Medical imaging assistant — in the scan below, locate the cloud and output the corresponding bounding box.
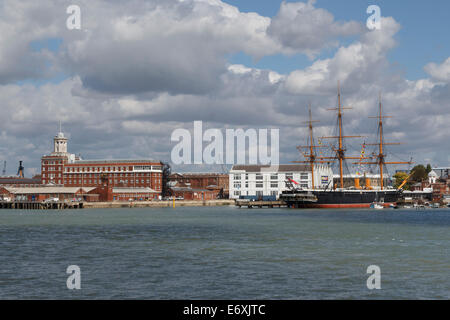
[284,17,401,94]
[267,0,364,58]
[58,0,283,95]
[425,57,450,82]
[0,0,448,176]
[0,1,63,83]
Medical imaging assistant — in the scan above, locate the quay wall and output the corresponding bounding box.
[83,199,235,209]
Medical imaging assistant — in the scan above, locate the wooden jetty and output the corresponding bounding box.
[235,199,288,208]
[0,201,84,210]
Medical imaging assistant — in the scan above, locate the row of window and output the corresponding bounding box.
[233,180,311,189]
[233,173,309,180]
[65,173,158,177]
[62,165,162,173]
[234,191,279,196]
[41,179,162,188]
[66,179,154,185]
[233,182,300,189]
[43,160,63,165]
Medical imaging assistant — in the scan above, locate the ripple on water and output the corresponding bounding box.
[0,207,449,299]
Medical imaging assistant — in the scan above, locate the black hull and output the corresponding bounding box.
[281,190,401,208]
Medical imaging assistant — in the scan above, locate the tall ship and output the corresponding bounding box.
[280,84,411,208]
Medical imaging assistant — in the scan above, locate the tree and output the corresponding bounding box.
[393,172,411,190]
[410,165,428,182]
[426,164,432,174]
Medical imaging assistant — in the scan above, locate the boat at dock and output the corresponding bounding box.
[370,202,384,210]
[281,84,412,209]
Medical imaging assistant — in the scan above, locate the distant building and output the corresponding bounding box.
[168,187,219,201]
[110,187,159,202]
[169,172,229,199]
[0,186,94,202]
[0,175,42,187]
[431,182,449,203]
[428,170,438,184]
[40,128,163,196]
[229,164,333,199]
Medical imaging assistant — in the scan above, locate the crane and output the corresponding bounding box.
[397,171,414,190]
[397,158,415,190]
[17,161,24,178]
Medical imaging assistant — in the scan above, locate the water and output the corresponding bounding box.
[0,206,449,299]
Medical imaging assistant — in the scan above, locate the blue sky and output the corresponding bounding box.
[24,1,450,84]
[224,0,450,80]
[1,0,449,175]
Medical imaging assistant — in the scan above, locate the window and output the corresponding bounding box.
[234,182,241,189]
[234,191,240,196]
[270,174,278,180]
[256,183,263,188]
[256,174,263,180]
[233,174,241,181]
[301,173,309,180]
[270,182,278,188]
[286,173,293,180]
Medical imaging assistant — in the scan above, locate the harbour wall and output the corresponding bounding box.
[83,199,235,209]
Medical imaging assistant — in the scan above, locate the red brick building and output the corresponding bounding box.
[40,129,163,195]
[169,187,219,201]
[0,186,93,202]
[169,173,229,198]
[431,182,449,203]
[0,176,42,187]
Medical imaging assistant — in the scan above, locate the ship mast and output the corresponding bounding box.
[357,93,412,190]
[321,82,366,189]
[292,104,333,190]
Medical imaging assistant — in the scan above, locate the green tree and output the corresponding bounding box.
[410,165,428,182]
[393,172,411,190]
[426,164,432,174]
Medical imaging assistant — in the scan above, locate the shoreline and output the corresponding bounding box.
[83,199,235,209]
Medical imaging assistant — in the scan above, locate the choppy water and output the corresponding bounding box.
[0,206,449,299]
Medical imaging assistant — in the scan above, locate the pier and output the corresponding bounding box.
[0,201,83,210]
[235,200,288,208]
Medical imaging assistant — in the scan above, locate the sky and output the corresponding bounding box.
[0,0,449,177]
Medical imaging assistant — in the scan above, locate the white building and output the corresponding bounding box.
[428,170,438,184]
[229,164,333,199]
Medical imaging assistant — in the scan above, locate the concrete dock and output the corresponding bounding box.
[0,201,83,210]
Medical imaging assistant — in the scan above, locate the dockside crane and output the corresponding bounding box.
[17,161,24,178]
[397,168,416,190]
